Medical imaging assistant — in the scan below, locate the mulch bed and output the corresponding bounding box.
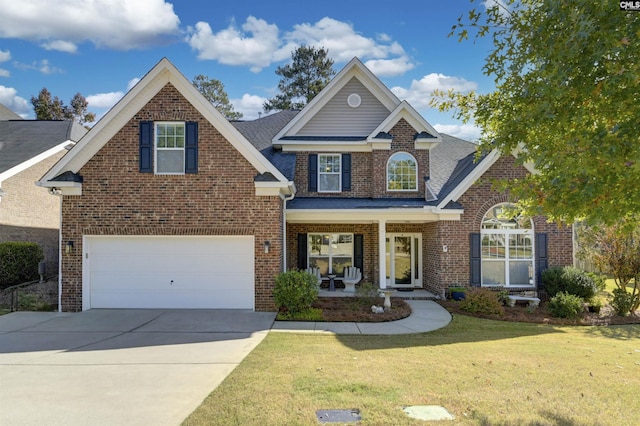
[311,297,411,322]
[438,300,640,326]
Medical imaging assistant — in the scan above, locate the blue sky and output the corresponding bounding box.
[0,0,495,140]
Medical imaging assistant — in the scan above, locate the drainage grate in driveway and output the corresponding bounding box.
[316,409,361,423]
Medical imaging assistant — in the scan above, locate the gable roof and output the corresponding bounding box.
[38,58,293,195]
[0,120,86,180]
[0,104,22,120]
[273,57,401,143]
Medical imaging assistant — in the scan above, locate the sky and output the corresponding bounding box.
[0,0,496,141]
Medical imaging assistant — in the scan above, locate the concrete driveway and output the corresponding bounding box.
[0,309,276,426]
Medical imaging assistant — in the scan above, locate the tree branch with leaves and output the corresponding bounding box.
[431,0,640,226]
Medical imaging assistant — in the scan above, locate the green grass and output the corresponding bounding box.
[183,315,640,425]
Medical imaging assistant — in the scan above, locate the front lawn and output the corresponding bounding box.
[183,315,640,425]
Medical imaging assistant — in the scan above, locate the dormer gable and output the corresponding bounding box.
[274,57,401,150]
[368,101,442,150]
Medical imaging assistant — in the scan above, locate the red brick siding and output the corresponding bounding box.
[60,83,282,311]
[294,119,428,198]
[436,155,573,289]
[286,156,573,296]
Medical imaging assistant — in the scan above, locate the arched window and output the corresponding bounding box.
[481,203,534,287]
[387,152,417,191]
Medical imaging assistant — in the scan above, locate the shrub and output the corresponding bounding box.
[354,282,379,306]
[273,270,320,314]
[610,289,634,317]
[18,293,54,312]
[0,242,44,290]
[459,288,505,316]
[542,266,597,300]
[496,289,510,306]
[548,292,584,319]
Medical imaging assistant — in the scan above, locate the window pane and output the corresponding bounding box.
[387,153,417,190]
[509,261,533,286]
[157,150,184,173]
[332,234,353,256]
[482,234,505,259]
[309,257,329,276]
[319,174,340,191]
[482,261,505,285]
[332,258,352,276]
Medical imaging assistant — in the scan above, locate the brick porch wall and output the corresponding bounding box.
[60,83,282,312]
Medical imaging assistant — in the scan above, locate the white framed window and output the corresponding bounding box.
[308,233,353,276]
[318,154,341,192]
[481,203,534,287]
[387,152,417,191]
[155,122,185,174]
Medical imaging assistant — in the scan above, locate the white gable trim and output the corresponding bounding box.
[273,57,400,141]
[38,58,290,191]
[436,150,501,209]
[368,101,442,149]
[0,141,73,183]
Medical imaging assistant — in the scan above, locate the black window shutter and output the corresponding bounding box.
[139,121,153,173]
[297,233,308,270]
[185,122,198,174]
[536,233,548,288]
[308,154,318,192]
[470,233,481,286]
[342,153,351,191]
[354,234,363,272]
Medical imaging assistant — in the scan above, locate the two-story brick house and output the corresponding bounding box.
[38,58,572,312]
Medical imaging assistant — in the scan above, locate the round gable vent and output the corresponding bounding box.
[347,93,361,108]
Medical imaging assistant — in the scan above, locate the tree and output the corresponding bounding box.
[432,1,640,226]
[69,93,96,125]
[577,220,640,315]
[263,45,335,112]
[31,88,95,125]
[192,75,242,120]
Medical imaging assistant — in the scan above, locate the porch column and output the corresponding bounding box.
[378,219,386,289]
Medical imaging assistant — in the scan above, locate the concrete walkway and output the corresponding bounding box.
[271,299,452,334]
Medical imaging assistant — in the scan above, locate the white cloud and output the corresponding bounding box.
[14,59,63,75]
[391,73,478,109]
[41,40,77,53]
[0,85,30,116]
[127,78,140,90]
[0,50,10,62]
[231,93,267,120]
[86,91,124,109]
[284,17,409,64]
[434,123,481,141]
[187,17,281,73]
[365,56,414,77]
[0,69,9,77]
[187,16,414,75]
[0,0,180,50]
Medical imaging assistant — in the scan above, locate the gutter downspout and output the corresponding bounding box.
[281,190,295,272]
[48,187,63,313]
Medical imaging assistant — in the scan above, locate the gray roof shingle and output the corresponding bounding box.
[0,120,87,175]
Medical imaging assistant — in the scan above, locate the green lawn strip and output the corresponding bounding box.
[183,316,640,425]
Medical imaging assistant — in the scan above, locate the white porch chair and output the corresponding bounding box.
[305,267,322,286]
[342,267,362,293]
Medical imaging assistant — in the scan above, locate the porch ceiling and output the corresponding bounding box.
[285,208,461,223]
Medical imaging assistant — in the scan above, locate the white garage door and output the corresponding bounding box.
[84,236,255,310]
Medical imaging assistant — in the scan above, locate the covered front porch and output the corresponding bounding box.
[285,201,462,296]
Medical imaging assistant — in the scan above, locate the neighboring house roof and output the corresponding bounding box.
[37,58,294,196]
[0,120,86,180]
[232,110,299,180]
[0,104,22,120]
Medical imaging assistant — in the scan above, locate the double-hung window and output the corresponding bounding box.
[318,154,341,192]
[308,233,353,276]
[155,122,185,174]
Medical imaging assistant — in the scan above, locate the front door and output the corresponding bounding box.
[386,233,422,288]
